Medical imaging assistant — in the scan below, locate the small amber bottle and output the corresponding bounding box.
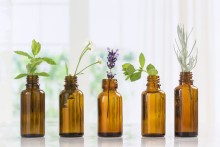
[141,76,166,137]
[21,75,45,137]
[175,72,198,137]
[59,76,84,137]
[98,79,123,137]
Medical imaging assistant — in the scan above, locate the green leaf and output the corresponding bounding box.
[148,69,158,76]
[139,53,145,68]
[14,73,28,79]
[35,72,50,77]
[122,63,131,70]
[32,39,41,56]
[26,64,31,74]
[42,57,56,65]
[126,64,136,75]
[14,51,32,59]
[65,63,69,76]
[146,64,155,71]
[130,72,141,82]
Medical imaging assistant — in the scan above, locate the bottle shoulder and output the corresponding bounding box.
[175,84,198,91]
[60,88,83,96]
[21,88,44,94]
[142,89,165,95]
[98,90,122,99]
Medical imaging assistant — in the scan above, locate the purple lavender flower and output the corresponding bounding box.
[106,48,119,79]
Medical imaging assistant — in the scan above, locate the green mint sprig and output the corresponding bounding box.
[65,41,102,76]
[14,39,56,79]
[122,53,158,82]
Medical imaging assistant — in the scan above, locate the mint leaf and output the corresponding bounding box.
[122,63,131,70]
[32,39,41,56]
[126,64,136,75]
[42,57,56,65]
[14,51,32,59]
[65,63,69,76]
[35,72,50,77]
[147,64,155,71]
[15,73,28,79]
[148,68,158,76]
[139,53,145,68]
[130,72,141,81]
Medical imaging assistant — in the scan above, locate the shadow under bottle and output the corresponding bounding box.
[59,76,84,137]
[175,72,198,137]
[142,76,166,137]
[98,79,123,137]
[21,75,45,137]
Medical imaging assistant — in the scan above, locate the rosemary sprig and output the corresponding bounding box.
[174,24,198,72]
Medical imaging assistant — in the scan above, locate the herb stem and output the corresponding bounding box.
[75,61,98,76]
[74,43,91,75]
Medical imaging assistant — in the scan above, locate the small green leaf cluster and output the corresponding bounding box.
[14,39,56,79]
[174,24,198,72]
[122,53,158,82]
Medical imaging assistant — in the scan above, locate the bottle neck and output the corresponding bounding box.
[146,76,160,92]
[102,79,117,91]
[26,75,39,89]
[179,72,193,85]
[64,76,78,90]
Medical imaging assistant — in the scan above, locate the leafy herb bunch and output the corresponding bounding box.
[174,24,198,72]
[14,39,56,79]
[65,41,102,77]
[106,48,119,79]
[122,53,158,82]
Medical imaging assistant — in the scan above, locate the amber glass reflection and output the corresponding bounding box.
[142,76,166,137]
[98,79,123,137]
[59,76,84,137]
[175,72,198,137]
[21,75,45,137]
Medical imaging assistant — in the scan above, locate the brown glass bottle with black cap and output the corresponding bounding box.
[141,75,166,137]
[59,76,84,137]
[21,75,45,137]
[98,79,123,137]
[175,72,198,137]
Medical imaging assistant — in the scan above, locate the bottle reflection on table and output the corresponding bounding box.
[59,137,84,147]
[98,137,123,147]
[174,137,198,147]
[21,137,45,147]
[141,137,165,147]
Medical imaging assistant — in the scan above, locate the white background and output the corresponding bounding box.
[0,0,220,143]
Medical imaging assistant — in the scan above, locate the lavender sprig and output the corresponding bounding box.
[106,48,119,79]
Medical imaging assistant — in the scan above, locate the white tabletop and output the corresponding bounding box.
[0,123,218,147]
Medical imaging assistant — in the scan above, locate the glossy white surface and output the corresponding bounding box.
[0,123,219,147]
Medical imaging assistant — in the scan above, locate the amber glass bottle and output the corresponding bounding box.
[141,76,166,137]
[175,72,198,137]
[59,76,84,137]
[21,75,45,137]
[98,79,123,137]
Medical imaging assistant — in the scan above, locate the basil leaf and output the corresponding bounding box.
[42,57,56,65]
[32,39,41,56]
[14,51,32,59]
[35,72,50,77]
[139,53,145,68]
[15,73,28,79]
[65,63,69,76]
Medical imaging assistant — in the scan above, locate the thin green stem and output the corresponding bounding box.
[74,43,91,75]
[75,61,98,76]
